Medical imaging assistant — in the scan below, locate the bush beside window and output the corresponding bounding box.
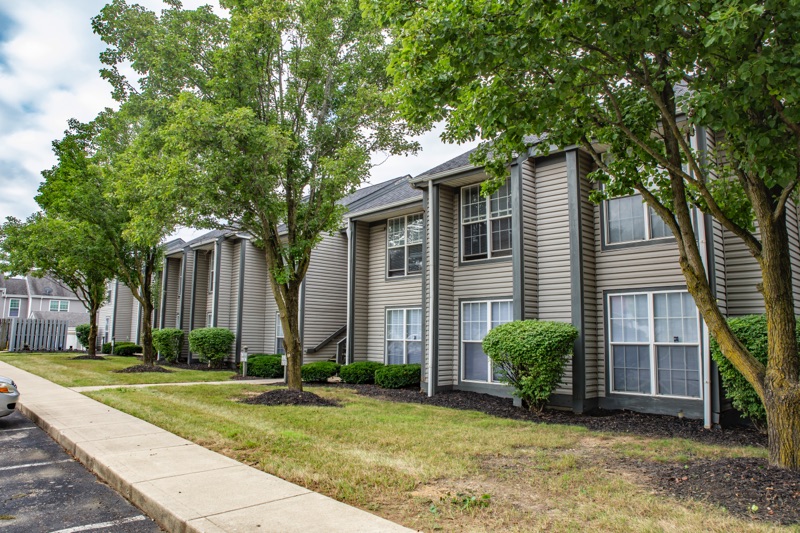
[710,315,800,431]
[482,320,578,410]
[153,328,185,363]
[189,327,235,367]
[101,342,113,354]
[340,361,384,384]
[246,354,284,378]
[375,364,421,389]
[301,361,341,382]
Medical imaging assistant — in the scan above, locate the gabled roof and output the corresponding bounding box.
[30,310,89,328]
[27,276,77,298]
[1,277,28,296]
[164,238,186,254]
[185,229,229,248]
[346,175,422,216]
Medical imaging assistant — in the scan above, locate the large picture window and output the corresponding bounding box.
[461,300,512,382]
[8,299,19,318]
[461,183,512,261]
[49,300,69,312]
[385,308,422,364]
[275,312,285,355]
[387,214,424,277]
[608,290,701,399]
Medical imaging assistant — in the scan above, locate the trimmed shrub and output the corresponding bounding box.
[340,361,385,384]
[482,320,578,411]
[710,314,800,431]
[375,364,421,389]
[301,361,341,383]
[76,324,91,348]
[153,328,185,363]
[189,327,235,367]
[113,342,142,356]
[246,354,284,378]
[101,342,112,354]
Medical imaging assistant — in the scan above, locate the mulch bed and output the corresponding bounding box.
[242,389,340,407]
[114,365,174,374]
[163,361,233,371]
[624,456,800,525]
[70,355,107,361]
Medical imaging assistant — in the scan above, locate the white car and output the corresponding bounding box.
[0,376,19,417]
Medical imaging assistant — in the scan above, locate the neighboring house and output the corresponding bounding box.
[356,128,800,428]
[0,273,89,349]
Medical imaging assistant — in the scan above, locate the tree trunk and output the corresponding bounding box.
[87,306,98,357]
[278,284,303,391]
[141,301,155,365]
[764,386,800,468]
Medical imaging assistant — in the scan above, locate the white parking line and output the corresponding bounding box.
[49,515,148,533]
[0,459,72,471]
[0,426,35,432]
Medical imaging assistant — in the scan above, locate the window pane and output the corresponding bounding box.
[463,222,488,259]
[654,292,698,343]
[60,301,69,312]
[491,217,512,255]
[387,217,406,248]
[406,309,422,342]
[9,300,19,318]
[406,214,423,244]
[491,301,513,328]
[275,313,284,336]
[463,302,487,341]
[387,341,404,365]
[407,244,423,274]
[50,301,59,312]
[612,345,651,393]
[386,310,404,340]
[388,248,406,277]
[407,341,422,365]
[275,338,285,355]
[462,185,486,223]
[657,346,700,398]
[649,207,671,239]
[490,181,512,218]
[464,342,489,381]
[609,294,649,342]
[607,195,646,243]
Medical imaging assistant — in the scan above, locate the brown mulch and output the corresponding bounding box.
[163,361,233,371]
[242,389,340,407]
[624,456,800,525]
[114,365,174,374]
[70,355,107,361]
[311,383,766,448]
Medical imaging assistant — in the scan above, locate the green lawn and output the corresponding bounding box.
[0,352,236,387]
[86,383,780,532]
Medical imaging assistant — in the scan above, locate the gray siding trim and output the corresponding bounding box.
[421,188,428,388]
[188,249,198,364]
[430,184,440,394]
[346,219,356,365]
[299,279,306,343]
[111,280,119,341]
[212,237,223,327]
[178,252,188,330]
[235,239,247,361]
[511,159,525,321]
[566,149,587,413]
[159,262,169,329]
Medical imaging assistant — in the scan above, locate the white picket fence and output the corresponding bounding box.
[0,318,69,352]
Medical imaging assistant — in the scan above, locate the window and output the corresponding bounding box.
[605,193,671,245]
[461,183,512,261]
[385,308,422,364]
[206,312,212,327]
[208,263,215,294]
[461,300,513,382]
[387,214,424,277]
[8,299,20,318]
[608,290,701,399]
[104,317,110,343]
[49,300,69,312]
[275,312,285,355]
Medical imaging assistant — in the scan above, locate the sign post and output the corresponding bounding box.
[241,346,249,377]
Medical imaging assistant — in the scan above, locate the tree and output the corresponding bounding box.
[37,111,186,366]
[93,0,416,390]
[381,0,800,468]
[0,213,115,357]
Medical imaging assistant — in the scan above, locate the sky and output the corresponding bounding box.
[0,1,477,242]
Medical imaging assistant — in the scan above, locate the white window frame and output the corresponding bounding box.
[8,299,20,318]
[386,214,424,277]
[384,308,422,365]
[460,299,513,383]
[607,290,702,400]
[208,263,215,294]
[460,183,512,262]
[49,300,69,312]
[206,312,212,327]
[275,312,285,355]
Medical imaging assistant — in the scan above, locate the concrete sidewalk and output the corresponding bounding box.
[0,362,412,533]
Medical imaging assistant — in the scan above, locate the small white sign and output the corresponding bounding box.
[241,351,248,362]
[281,355,287,366]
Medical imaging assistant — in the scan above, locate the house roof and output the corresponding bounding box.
[184,229,230,248]
[30,310,89,328]
[164,238,186,254]
[27,276,78,298]
[1,277,28,296]
[346,176,422,216]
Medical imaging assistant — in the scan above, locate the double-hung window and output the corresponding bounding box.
[605,193,671,245]
[208,263,215,294]
[387,214,424,277]
[275,312,285,355]
[9,299,20,318]
[461,300,513,382]
[49,300,69,312]
[608,290,701,399]
[461,183,512,261]
[385,308,422,364]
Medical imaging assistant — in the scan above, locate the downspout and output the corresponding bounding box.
[427,179,438,397]
[25,276,33,319]
[566,149,587,414]
[188,249,199,364]
[211,236,223,327]
[346,220,356,365]
[235,239,247,364]
[178,251,188,330]
[111,280,119,348]
[694,129,713,429]
[299,279,306,360]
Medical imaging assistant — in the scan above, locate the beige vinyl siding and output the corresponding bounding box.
[534,154,573,394]
[130,298,141,344]
[179,252,193,357]
[437,187,456,385]
[352,221,370,359]
[366,220,423,363]
[217,240,235,331]
[226,240,242,358]
[303,232,349,362]
[163,257,181,328]
[593,200,686,397]
[114,283,134,342]
[193,251,211,329]
[97,282,114,341]
[240,240,272,355]
[205,246,215,321]
[579,152,599,397]
[787,202,800,314]
[521,159,538,320]
[711,218,727,316]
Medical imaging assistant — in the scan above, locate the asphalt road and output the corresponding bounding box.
[0,410,161,533]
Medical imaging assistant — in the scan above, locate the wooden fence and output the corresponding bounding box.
[0,318,69,352]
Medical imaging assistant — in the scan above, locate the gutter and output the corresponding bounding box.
[345,198,423,222]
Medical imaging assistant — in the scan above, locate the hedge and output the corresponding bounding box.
[301,361,340,382]
[153,328,185,363]
[482,320,578,410]
[246,354,284,378]
[375,364,421,389]
[339,361,384,384]
[113,342,141,356]
[101,342,112,354]
[76,324,91,349]
[189,328,235,367]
